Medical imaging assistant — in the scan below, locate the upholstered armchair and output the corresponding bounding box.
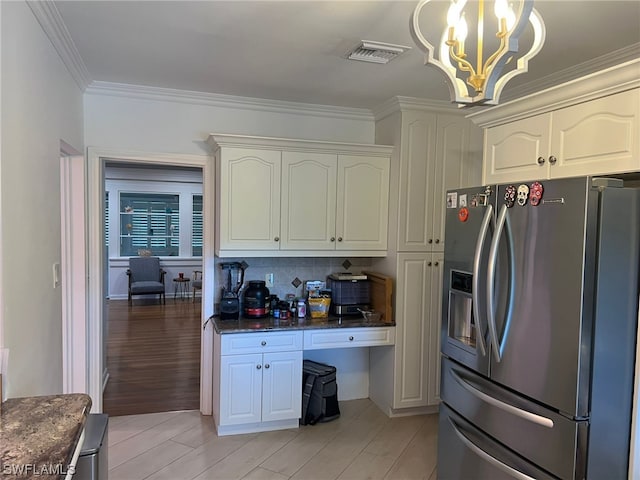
[127,256,166,305]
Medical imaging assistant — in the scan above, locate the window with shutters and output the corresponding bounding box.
[192,194,203,257]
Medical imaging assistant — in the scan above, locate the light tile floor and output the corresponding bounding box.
[107,399,438,480]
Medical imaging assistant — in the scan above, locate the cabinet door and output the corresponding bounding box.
[336,155,390,251]
[218,148,281,250]
[281,152,337,250]
[484,114,552,184]
[426,253,444,405]
[219,353,262,426]
[394,253,432,409]
[398,111,437,251]
[549,89,640,178]
[432,115,483,251]
[261,351,303,422]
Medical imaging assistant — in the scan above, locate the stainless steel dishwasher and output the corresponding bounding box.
[74,414,108,480]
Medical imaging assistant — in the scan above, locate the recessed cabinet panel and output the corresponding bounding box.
[261,351,303,422]
[220,353,263,425]
[219,148,281,250]
[337,155,390,251]
[484,115,551,183]
[551,89,640,177]
[281,152,337,250]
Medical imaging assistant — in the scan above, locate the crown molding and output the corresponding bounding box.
[27,1,92,91]
[467,57,640,128]
[373,96,463,120]
[85,81,375,122]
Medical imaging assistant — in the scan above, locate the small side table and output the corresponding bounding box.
[173,278,190,300]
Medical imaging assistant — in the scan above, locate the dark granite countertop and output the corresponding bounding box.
[0,393,92,479]
[213,314,395,334]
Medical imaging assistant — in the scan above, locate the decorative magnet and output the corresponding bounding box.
[504,185,517,208]
[530,181,544,206]
[516,184,530,206]
[458,207,469,222]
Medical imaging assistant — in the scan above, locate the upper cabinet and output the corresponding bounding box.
[484,89,640,183]
[209,134,392,257]
[471,60,640,185]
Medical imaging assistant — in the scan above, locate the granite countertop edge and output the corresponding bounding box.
[212,315,396,334]
[0,393,92,479]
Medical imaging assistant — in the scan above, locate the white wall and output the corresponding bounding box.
[0,1,84,397]
[84,86,376,153]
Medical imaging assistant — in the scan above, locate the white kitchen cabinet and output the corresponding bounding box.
[484,89,640,183]
[303,326,395,350]
[209,134,392,257]
[213,330,303,436]
[216,147,281,250]
[370,103,481,416]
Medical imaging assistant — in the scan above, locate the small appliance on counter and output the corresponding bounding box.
[219,262,245,320]
[327,272,370,316]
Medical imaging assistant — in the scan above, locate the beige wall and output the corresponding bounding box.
[0,1,84,397]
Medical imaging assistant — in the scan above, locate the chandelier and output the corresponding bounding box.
[410,0,546,106]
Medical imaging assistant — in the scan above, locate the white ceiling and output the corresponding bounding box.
[54,0,640,110]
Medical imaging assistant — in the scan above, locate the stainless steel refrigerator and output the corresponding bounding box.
[438,176,640,479]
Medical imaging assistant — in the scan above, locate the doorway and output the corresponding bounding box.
[83,148,215,414]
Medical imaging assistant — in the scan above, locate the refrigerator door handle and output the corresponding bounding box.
[487,204,516,362]
[451,367,554,428]
[448,416,537,480]
[472,204,494,357]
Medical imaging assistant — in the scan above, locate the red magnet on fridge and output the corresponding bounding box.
[530,181,544,206]
[458,207,469,222]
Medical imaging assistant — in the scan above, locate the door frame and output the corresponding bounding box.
[84,147,214,413]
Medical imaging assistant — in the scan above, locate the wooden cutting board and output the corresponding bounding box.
[362,271,393,323]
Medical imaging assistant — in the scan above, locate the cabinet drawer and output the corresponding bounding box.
[220,331,303,355]
[304,327,395,350]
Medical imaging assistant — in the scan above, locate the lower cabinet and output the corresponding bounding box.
[370,252,444,414]
[213,330,303,436]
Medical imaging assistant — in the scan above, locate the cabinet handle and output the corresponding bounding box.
[549,155,557,165]
[274,236,280,242]
[435,239,440,244]
[349,336,354,341]
[256,364,262,370]
[537,156,545,165]
[428,262,432,266]
[434,261,439,266]
[261,340,267,346]
[330,237,335,242]
[338,237,343,242]
[264,364,270,369]
[428,239,433,244]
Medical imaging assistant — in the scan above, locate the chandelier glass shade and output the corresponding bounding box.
[411,0,546,106]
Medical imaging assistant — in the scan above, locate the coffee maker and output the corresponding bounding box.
[219,262,245,319]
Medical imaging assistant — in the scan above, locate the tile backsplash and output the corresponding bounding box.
[214,256,373,302]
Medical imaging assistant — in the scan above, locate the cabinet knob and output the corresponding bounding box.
[349,336,354,341]
[264,364,270,369]
[428,239,433,244]
[537,156,546,165]
[261,340,267,346]
[274,236,280,242]
[434,261,439,266]
[330,237,335,242]
[435,239,440,244]
[338,237,343,242]
[256,364,262,370]
[428,262,432,266]
[549,155,557,165]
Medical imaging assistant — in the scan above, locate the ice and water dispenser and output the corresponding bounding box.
[448,270,476,348]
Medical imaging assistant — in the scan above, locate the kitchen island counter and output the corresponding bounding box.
[212,314,394,334]
[1,393,91,479]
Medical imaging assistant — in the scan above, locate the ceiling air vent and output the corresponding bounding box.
[347,40,411,64]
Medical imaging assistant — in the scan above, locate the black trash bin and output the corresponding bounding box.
[301,360,340,425]
[74,414,108,480]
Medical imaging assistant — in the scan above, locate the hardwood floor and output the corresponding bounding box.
[103,298,202,417]
[108,400,439,480]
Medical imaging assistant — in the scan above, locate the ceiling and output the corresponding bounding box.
[54,0,640,110]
